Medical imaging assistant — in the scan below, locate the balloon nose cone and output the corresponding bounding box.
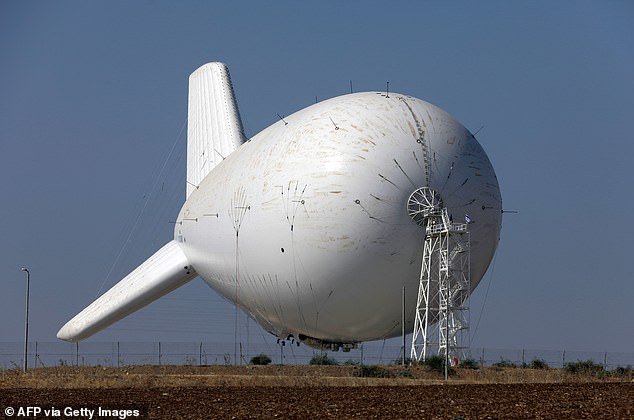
[57,322,79,342]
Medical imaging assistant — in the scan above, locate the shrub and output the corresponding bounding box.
[421,355,444,372]
[611,366,633,377]
[529,358,549,369]
[565,360,604,375]
[344,359,360,366]
[355,365,393,378]
[395,369,414,378]
[493,358,517,368]
[250,354,272,365]
[420,354,455,375]
[459,358,480,369]
[309,354,338,365]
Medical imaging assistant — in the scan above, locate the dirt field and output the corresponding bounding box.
[1,365,632,419]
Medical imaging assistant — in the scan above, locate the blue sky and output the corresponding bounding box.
[1,1,633,354]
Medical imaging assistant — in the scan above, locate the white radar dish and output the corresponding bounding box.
[407,187,444,226]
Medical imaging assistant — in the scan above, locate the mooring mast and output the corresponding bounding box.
[408,187,471,364]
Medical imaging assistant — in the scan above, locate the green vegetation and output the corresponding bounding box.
[565,360,604,375]
[527,359,549,369]
[459,358,480,369]
[419,354,455,375]
[394,369,414,378]
[611,366,633,377]
[493,358,517,368]
[309,354,338,365]
[421,354,444,371]
[355,365,393,378]
[249,354,272,365]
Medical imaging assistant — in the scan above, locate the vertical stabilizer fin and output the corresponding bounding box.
[57,241,197,342]
[187,62,246,198]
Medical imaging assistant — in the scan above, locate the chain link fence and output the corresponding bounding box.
[1,341,632,370]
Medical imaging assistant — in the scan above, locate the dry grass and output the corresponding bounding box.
[1,364,631,389]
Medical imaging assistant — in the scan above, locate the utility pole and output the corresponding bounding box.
[402,286,406,365]
[21,268,30,373]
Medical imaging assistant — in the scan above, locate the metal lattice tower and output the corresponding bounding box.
[408,187,471,364]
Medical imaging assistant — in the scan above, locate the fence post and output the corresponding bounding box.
[480,348,485,367]
[604,352,607,370]
[35,341,38,368]
[522,349,525,367]
[76,342,79,366]
[117,342,120,368]
[158,342,162,366]
[562,350,566,368]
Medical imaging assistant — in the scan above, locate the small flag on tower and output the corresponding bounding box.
[465,214,472,224]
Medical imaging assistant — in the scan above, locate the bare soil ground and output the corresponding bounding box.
[1,365,632,419]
